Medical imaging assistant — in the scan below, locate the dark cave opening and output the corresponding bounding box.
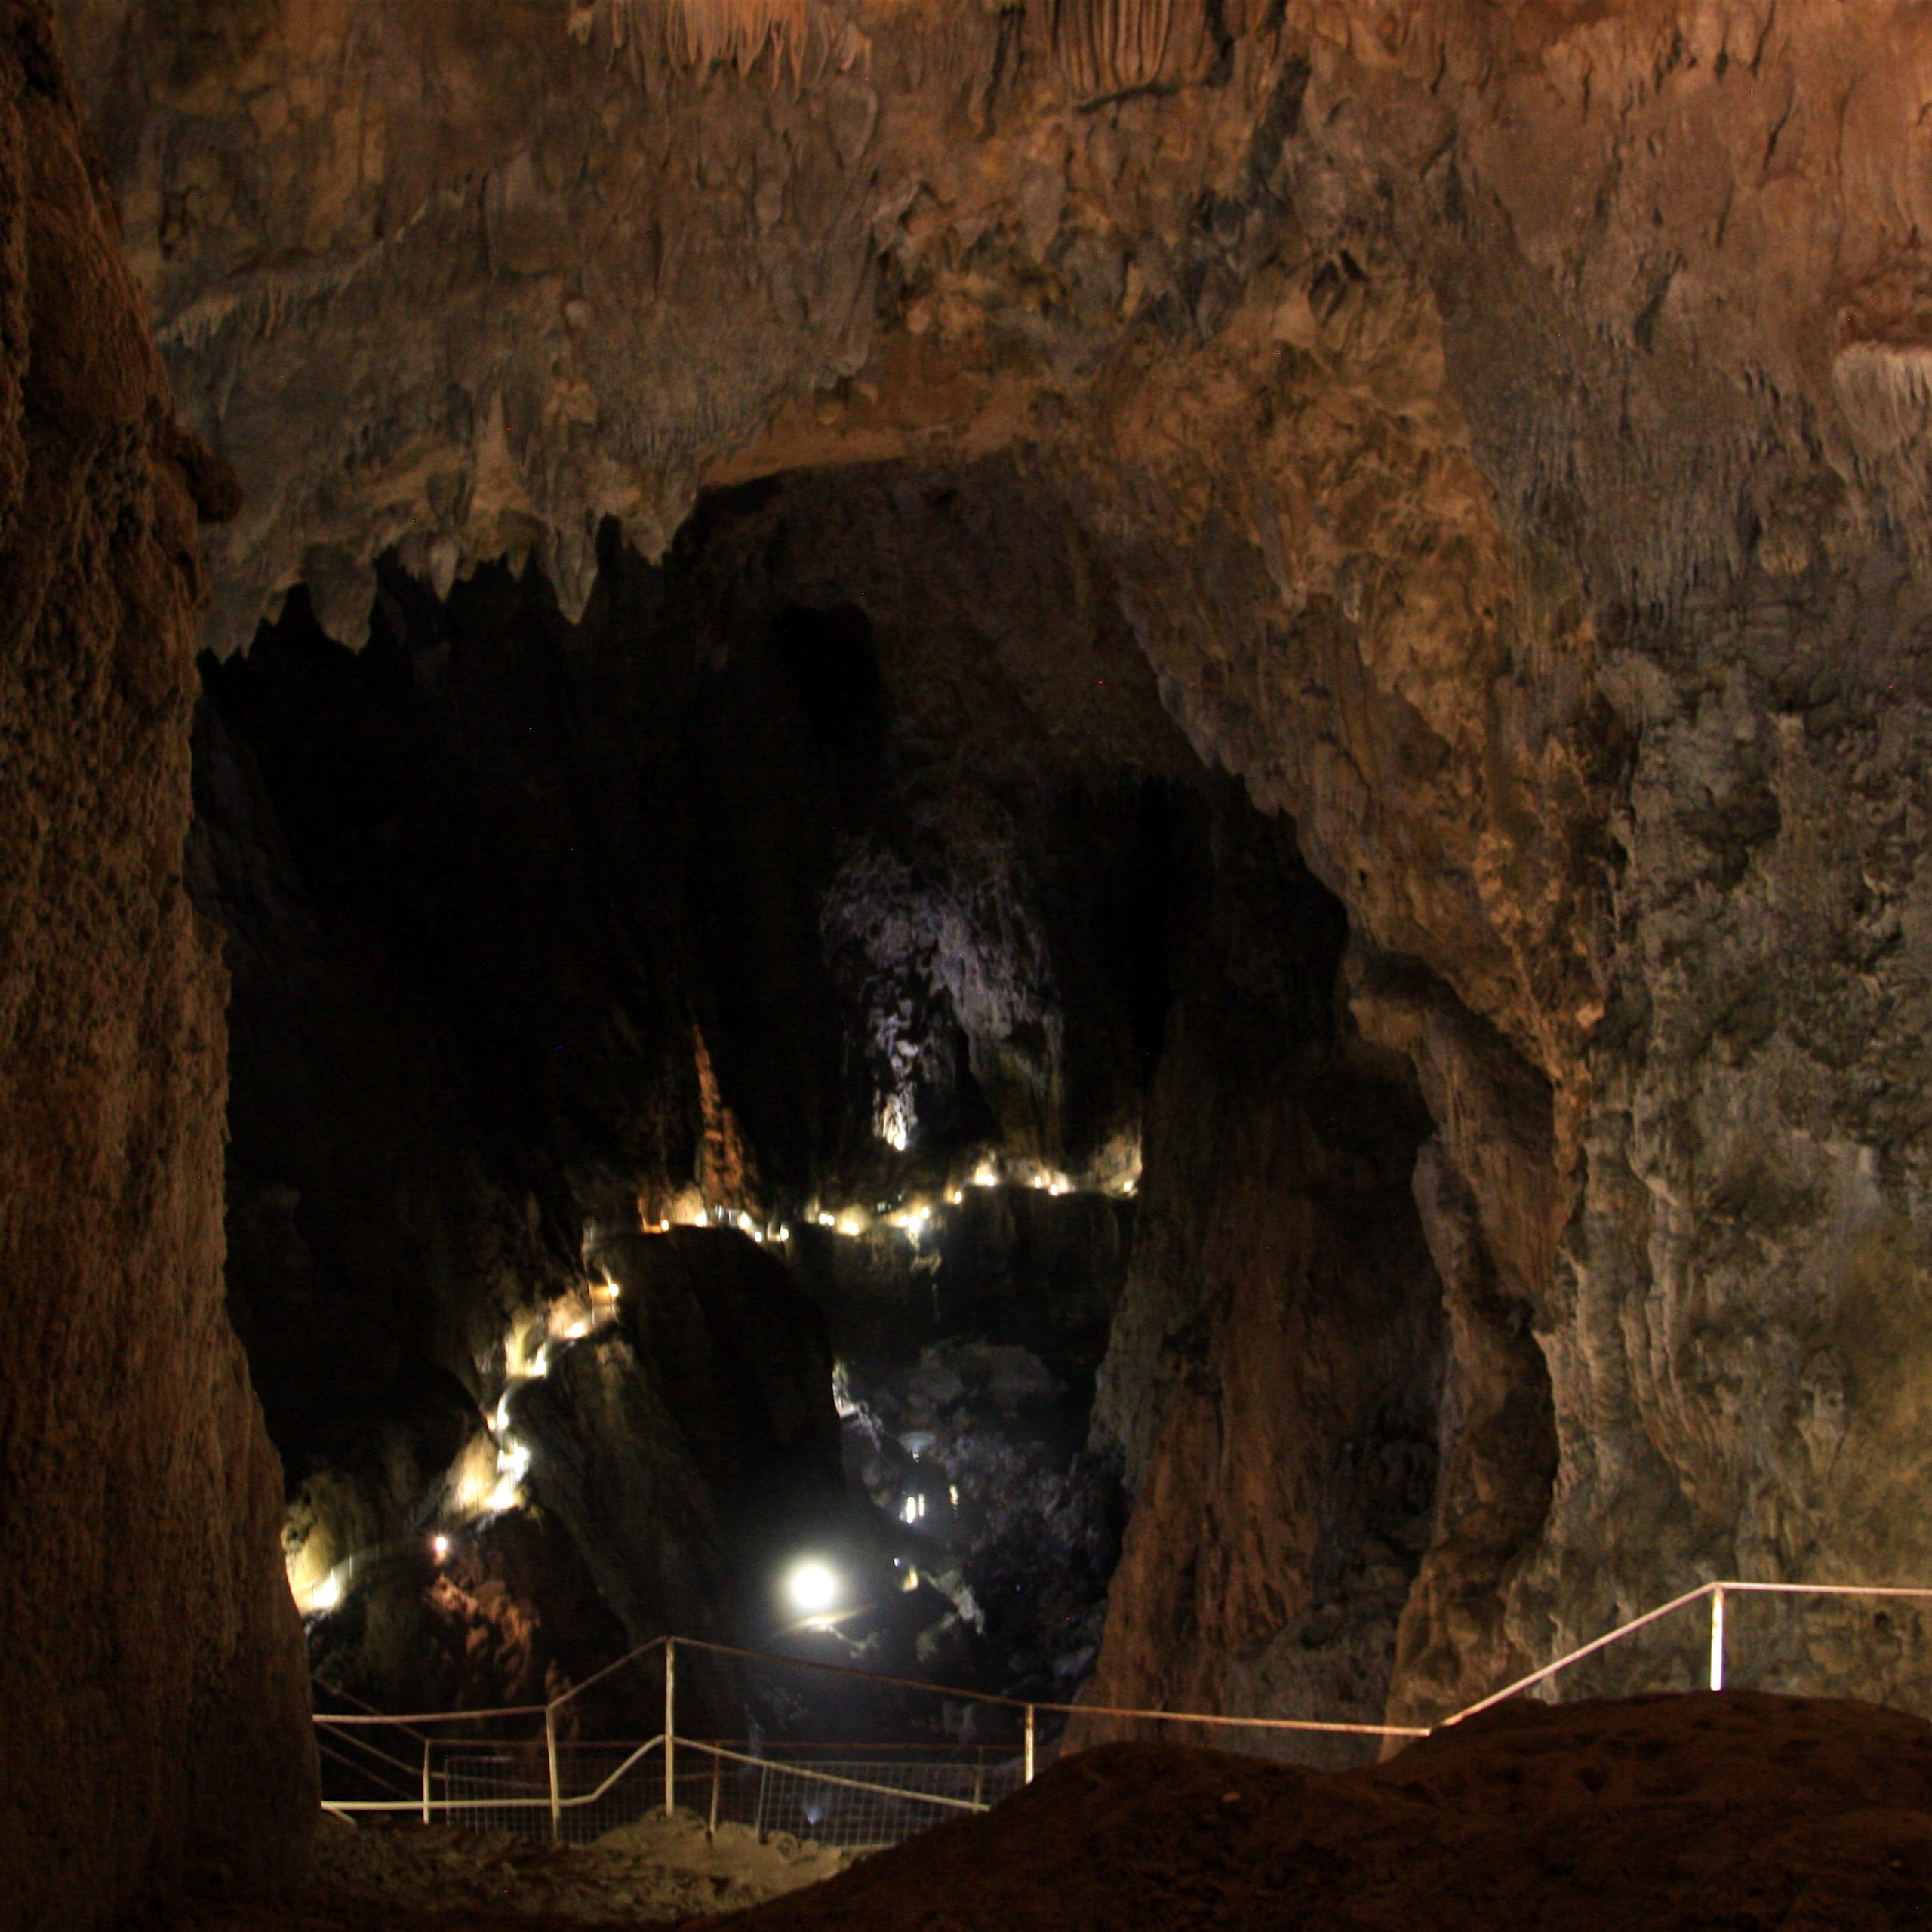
[186,458,1454,1757]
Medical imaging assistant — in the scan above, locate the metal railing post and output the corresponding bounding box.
[1023,1705,1035,1785]
[545,1703,562,1841]
[1709,1584,1727,1691]
[421,1738,432,1823]
[663,1638,676,1818]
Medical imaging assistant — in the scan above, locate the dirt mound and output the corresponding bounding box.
[724,1692,1932,1931]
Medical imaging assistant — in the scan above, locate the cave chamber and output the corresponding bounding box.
[185,456,1478,1763]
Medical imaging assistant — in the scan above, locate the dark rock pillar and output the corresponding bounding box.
[0,8,313,1924]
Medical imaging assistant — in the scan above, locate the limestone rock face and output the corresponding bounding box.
[53,0,1932,1754]
[1085,806,1445,1748]
[0,7,313,1927]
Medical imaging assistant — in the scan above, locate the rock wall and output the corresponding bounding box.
[0,6,312,1926]
[1086,795,1445,1749]
[54,0,1932,1749]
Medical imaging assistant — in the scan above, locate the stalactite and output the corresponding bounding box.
[580,0,812,81]
[1049,0,1204,97]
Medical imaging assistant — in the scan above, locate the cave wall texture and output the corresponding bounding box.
[0,6,313,1928]
[25,0,1932,1908]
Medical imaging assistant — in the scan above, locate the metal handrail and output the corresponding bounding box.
[670,1634,1429,1737]
[321,1734,669,1818]
[1441,1578,1932,1725]
[546,1635,667,1712]
[311,1577,1932,1841]
[316,1725,428,1783]
[1440,1583,1718,1724]
[315,1736,418,1800]
[681,1740,989,1814]
[314,1702,549,1726]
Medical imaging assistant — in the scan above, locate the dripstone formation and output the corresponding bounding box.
[0,8,312,1928]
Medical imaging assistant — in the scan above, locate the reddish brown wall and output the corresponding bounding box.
[0,7,313,1924]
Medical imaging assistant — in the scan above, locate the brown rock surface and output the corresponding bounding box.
[1084,806,1444,1741]
[0,5,312,1925]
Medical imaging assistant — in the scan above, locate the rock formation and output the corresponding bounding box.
[0,7,312,1927]
[20,0,1932,1913]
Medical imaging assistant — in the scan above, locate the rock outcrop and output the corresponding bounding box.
[1086,800,1445,1748]
[0,6,312,1926]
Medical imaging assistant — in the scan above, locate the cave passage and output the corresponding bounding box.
[188,457,1453,1754]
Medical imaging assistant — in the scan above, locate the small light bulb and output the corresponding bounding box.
[432,1534,450,1561]
[786,1560,840,1617]
[310,1574,341,1613]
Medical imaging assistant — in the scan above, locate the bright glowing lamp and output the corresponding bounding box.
[309,1573,341,1613]
[786,1559,840,1617]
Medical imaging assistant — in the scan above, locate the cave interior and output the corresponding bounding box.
[20,0,1932,1921]
[191,455,1466,1754]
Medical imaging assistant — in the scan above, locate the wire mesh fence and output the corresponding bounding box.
[439,1740,1025,1848]
[684,1746,1027,1848]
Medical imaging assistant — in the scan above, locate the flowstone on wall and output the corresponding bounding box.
[0,9,312,1928]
